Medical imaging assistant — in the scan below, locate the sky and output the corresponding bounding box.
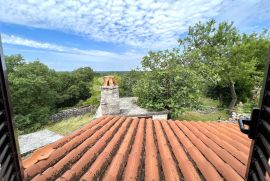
[0,0,269,71]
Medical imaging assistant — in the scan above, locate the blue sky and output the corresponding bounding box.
[0,0,269,71]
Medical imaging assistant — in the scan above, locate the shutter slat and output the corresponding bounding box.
[0,122,5,132]
[259,134,270,156]
[4,164,13,181]
[256,146,270,175]
[261,119,270,136]
[0,154,11,178]
[254,159,266,181]
[10,174,15,181]
[0,144,9,163]
[0,133,7,148]
[251,171,259,181]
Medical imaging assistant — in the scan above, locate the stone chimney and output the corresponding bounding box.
[100,76,120,115]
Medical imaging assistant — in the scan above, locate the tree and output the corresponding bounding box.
[134,50,202,117]
[119,70,142,97]
[179,20,270,111]
[5,54,25,72]
[72,67,94,100]
[8,61,58,133]
[5,55,95,134]
[55,67,94,108]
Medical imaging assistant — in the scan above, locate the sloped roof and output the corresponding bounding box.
[23,116,251,181]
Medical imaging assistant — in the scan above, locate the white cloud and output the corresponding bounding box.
[216,0,270,33]
[3,45,143,71]
[2,33,126,57]
[2,34,66,52]
[1,33,145,63]
[0,0,224,49]
[1,0,269,50]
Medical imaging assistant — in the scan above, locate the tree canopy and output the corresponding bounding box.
[5,55,94,134]
[180,20,269,111]
[127,19,270,116]
[133,49,202,117]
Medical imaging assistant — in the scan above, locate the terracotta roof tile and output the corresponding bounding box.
[102,118,139,181]
[123,118,145,181]
[24,164,41,179]
[154,120,179,180]
[31,174,47,181]
[160,121,201,181]
[179,121,242,181]
[81,117,133,180]
[22,145,54,169]
[42,166,57,178]
[23,116,251,181]
[197,122,248,164]
[55,178,67,181]
[145,118,160,180]
[61,170,76,180]
[168,120,222,181]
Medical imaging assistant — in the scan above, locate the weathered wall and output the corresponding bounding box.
[50,106,95,122]
[100,86,120,115]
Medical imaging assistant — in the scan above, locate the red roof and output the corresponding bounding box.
[23,116,251,181]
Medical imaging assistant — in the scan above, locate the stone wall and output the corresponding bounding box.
[50,106,95,122]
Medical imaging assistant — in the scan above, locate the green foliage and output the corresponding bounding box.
[133,20,269,117]
[199,97,220,108]
[8,60,58,134]
[236,100,257,114]
[80,76,102,107]
[177,97,229,121]
[5,55,94,134]
[177,110,229,121]
[5,54,25,73]
[46,113,94,135]
[179,19,270,110]
[134,50,202,117]
[119,70,142,97]
[55,67,94,108]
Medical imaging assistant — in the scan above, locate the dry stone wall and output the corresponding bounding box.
[50,106,95,122]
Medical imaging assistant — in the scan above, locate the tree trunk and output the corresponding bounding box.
[219,92,223,106]
[228,81,237,112]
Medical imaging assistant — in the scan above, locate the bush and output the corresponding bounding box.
[134,67,202,117]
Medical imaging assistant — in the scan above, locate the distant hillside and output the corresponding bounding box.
[95,71,130,75]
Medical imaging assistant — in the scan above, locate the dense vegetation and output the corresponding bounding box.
[6,55,94,134]
[121,20,270,116]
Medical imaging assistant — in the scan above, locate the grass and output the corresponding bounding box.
[177,97,229,121]
[177,110,229,121]
[200,96,220,107]
[46,113,94,135]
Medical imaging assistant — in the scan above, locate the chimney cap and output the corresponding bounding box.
[102,75,117,86]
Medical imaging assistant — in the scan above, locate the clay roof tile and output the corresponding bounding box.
[23,116,250,181]
[22,145,54,169]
